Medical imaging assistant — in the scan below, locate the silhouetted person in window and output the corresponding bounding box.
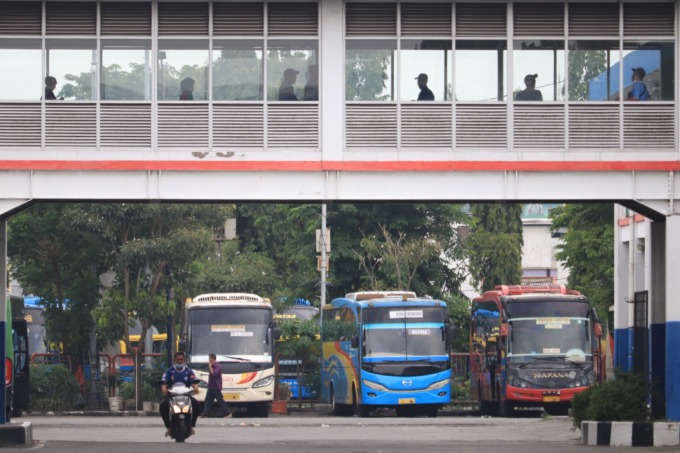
[303,64,318,101]
[179,77,195,100]
[515,74,543,101]
[415,73,434,101]
[44,76,63,101]
[626,67,650,101]
[278,68,299,101]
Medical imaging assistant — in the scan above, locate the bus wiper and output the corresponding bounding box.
[219,355,253,363]
[516,356,570,368]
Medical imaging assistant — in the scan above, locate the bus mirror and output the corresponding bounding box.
[272,326,282,341]
[445,325,457,341]
[594,323,603,338]
[350,335,359,349]
[500,323,508,338]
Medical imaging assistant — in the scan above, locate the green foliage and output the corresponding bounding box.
[450,376,471,401]
[30,364,82,412]
[466,204,524,292]
[568,50,608,101]
[443,293,471,353]
[571,370,649,429]
[549,204,614,321]
[345,48,392,101]
[119,381,136,402]
[276,319,321,363]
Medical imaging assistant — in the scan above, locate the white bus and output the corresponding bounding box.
[183,293,280,417]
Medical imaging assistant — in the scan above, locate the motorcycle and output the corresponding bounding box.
[167,383,195,442]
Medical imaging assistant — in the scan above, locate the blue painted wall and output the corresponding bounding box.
[614,327,632,372]
[667,321,680,421]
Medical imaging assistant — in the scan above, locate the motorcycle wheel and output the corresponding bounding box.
[172,418,186,443]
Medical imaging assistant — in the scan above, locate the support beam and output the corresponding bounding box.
[665,216,680,421]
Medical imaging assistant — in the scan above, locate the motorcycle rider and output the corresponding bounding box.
[160,351,200,437]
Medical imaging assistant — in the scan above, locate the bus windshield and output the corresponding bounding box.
[507,317,592,363]
[189,307,273,362]
[363,306,448,359]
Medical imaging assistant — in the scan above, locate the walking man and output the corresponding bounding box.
[200,353,232,418]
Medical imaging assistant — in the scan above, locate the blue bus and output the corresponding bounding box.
[321,291,454,417]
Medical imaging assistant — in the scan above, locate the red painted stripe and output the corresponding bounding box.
[0,160,680,172]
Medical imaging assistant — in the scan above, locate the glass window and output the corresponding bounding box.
[47,39,97,101]
[266,40,318,101]
[158,39,209,101]
[101,39,152,101]
[213,39,263,101]
[400,40,452,102]
[513,40,565,102]
[0,39,42,101]
[622,41,674,101]
[568,40,619,101]
[346,40,396,101]
[455,40,507,102]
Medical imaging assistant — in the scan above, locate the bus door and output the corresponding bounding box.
[11,320,29,414]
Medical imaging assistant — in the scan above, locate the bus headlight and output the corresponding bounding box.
[362,380,387,391]
[427,378,450,391]
[253,376,274,388]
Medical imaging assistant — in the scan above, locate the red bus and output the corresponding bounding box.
[470,284,604,416]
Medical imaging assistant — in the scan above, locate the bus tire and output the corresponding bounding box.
[330,387,351,416]
[247,402,269,418]
[499,400,515,417]
[423,405,438,418]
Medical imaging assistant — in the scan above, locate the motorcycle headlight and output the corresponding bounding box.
[362,380,387,391]
[172,404,182,413]
[427,378,450,391]
[253,376,274,388]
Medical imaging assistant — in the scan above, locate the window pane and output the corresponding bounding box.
[513,40,565,102]
[47,39,97,101]
[400,40,452,102]
[346,39,396,101]
[0,39,42,101]
[101,39,152,101]
[455,40,506,101]
[266,40,318,101]
[158,40,209,101]
[568,40,619,101]
[213,39,263,101]
[623,41,674,101]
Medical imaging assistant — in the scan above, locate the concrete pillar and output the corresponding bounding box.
[665,215,680,421]
[649,220,666,418]
[614,207,632,371]
[1,219,7,424]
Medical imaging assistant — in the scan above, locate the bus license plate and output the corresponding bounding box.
[398,398,415,405]
[543,396,560,402]
[222,393,240,400]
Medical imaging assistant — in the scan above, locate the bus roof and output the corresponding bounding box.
[189,293,270,308]
[328,295,445,309]
[344,291,417,301]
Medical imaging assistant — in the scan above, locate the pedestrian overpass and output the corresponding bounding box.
[1,0,680,422]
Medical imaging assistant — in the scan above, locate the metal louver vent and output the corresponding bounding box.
[455,3,506,37]
[456,104,507,148]
[346,3,397,37]
[45,103,96,147]
[213,2,264,36]
[514,105,564,149]
[568,104,619,149]
[0,2,42,35]
[268,3,318,36]
[346,104,397,148]
[101,2,152,36]
[0,104,41,147]
[158,2,209,36]
[213,104,264,147]
[100,104,151,147]
[401,3,452,37]
[624,3,675,36]
[401,104,451,148]
[624,105,674,149]
[268,104,318,148]
[46,2,97,35]
[514,3,564,36]
[569,3,619,36]
[158,104,209,147]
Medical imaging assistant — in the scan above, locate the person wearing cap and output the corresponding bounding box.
[415,73,434,101]
[179,77,195,100]
[627,67,649,101]
[515,74,543,101]
[278,68,299,101]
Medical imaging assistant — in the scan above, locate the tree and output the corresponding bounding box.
[466,204,524,292]
[8,203,107,362]
[345,48,393,101]
[549,203,614,320]
[568,49,608,101]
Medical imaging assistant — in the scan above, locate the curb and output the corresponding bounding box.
[0,421,32,447]
[582,421,680,447]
